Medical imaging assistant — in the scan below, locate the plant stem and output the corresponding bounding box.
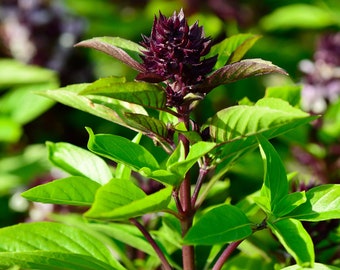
[178,105,195,270]
[191,166,209,208]
[129,218,172,270]
[212,240,243,270]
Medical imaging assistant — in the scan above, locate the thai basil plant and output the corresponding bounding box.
[1,10,339,270]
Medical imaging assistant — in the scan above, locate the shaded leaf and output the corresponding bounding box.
[197,59,287,92]
[21,176,100,206]
[125,113,168,140]
[209,34,261,69]
[47,142,112,185]
[287,184,340,221]
[37,83,148,131]
[0,222,123,269]
[184,204,252,245]
[86,128,159,171]
[75,37,145,72]
[81,78,166,109]
[268,218,314,267]
[85,178,172,220]
[0,251,116,270]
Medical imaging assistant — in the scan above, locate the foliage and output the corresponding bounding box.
[0,1,340,270]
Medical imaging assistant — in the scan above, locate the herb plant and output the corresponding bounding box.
[1,9,339,270]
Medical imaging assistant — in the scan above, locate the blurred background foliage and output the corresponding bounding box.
[0,0,340,267]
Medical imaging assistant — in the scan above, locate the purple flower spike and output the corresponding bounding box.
[136,9,217,107]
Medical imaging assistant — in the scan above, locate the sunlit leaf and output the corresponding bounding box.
[273,192,307,218]
[86,128,159,171]
[0,252,117,270]
[265,85,301,107]
[260,4,336,31]
[0,222,124,269]
[21,176,100,206]
[0,117,22,143]
[184,204,252,245]
[258,135,288,212]
[75,37,145,72]
[287,184,340,221]
[209,98,316,144]
[85,178,172,220]
[37,83,147,131]
[209,34,261,69]
[268,218,314,267]
[282,262,340,270]
[81,77,166,109]
[47,142,112,185]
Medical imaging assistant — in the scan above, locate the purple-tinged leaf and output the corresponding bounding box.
[75,37,145,72]
[196,59,288,93]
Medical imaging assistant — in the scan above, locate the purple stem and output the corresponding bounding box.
[212,240,243,270]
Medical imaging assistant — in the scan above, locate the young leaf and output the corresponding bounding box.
[147,169,183,186]
[37,83,148,131]
[0,222,124,269]
[75,37,145,72]
[21,176,100,206]
[265,85,301,107]
[166,141,186,168]
[197,59,287,92]
[168,141,216,177]
[47,142,112,185]
[268,218,314,267]
[209,34,261,69]
[85,178,172,220]
[184,204,252,245]
[87,127,159,171]
[287,184,340,221]
[258,135,288,212]
[81,78,166,110]
[0,251,116,270]
[273,192,307,218]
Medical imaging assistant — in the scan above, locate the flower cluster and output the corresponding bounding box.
[136,10,217,107]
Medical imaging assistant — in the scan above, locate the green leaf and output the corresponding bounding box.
[47,142,112,185]
[86,127,159,171]
[89,223,156,256]
[37,83,148,131]
[168,141,216,177]
[166,141,186,168]
[85,178,172,220]
[258,135,288,212]
[21,176,100,206]
[75,37,144,72]
[265,85,301,107]
[0,59,57,86]
[198,59,287,92]
[287,184,340,221]
[209,98,317,144]
[282,262,340,270]
[260,4,336,31]
[0,251,117,270]
[274,192,307,218]
[125,113,168,140]
[184,204,252,245]
[268,218,314,267]
[0,117,22,143]
[210,34,261,69]
[147,169,183,186]
[81,78,166,109]
[0,222,124,269]
[318,98,340,144]
[0,83,56,124]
